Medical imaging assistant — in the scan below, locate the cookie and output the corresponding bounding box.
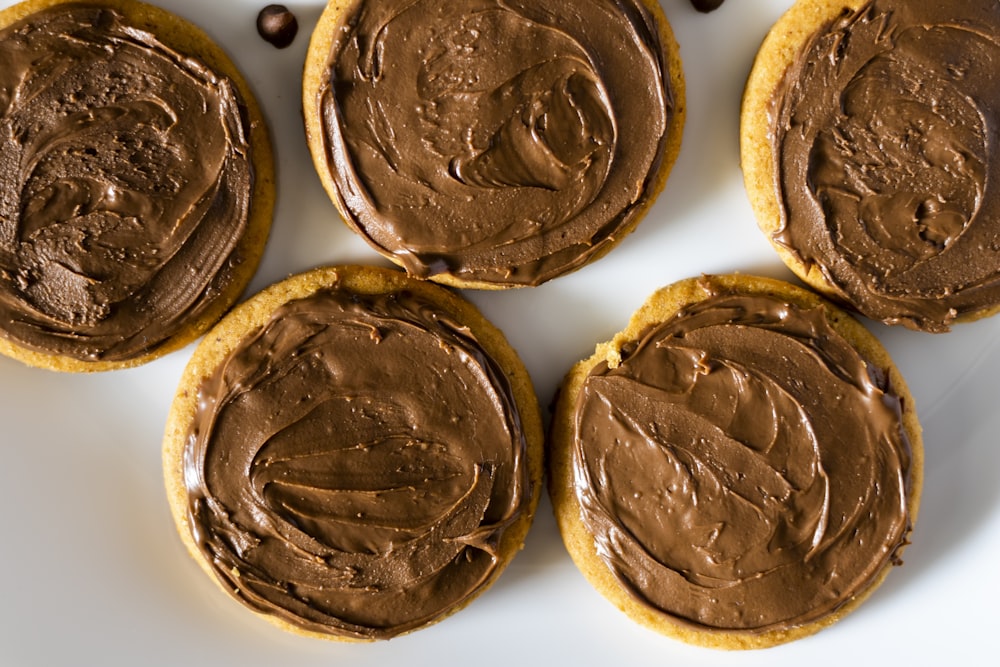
[163,265,544,641]
[549,273,922,649]
[741,0,1000,332]
[0,0,274,371]
[303,0,685,289]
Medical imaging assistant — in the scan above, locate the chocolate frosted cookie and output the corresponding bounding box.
[0,0,274,371]
[163,265,544,641]
[742,0,1000,332]
[549,274,922,649]
[303,0,684,289]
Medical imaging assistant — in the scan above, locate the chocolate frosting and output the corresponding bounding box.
[184,285,531,639]
[0,5,254,361]
[771,0,1000,332]
[316,0,673,286]
[572,282,913,633]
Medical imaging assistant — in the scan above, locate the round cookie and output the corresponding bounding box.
[303,0,685,289]
[0,0,275,371]
[549,274,922,649]
[163,265,544,641]
[741,0,1000,332]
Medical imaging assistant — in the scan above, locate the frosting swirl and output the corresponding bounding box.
[771,0,1000,331]
[0,5,254,361]
[184,285,531,639]
[316,0,673,285]
[572,282,913,632]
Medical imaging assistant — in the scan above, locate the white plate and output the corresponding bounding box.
[2,1,997,664]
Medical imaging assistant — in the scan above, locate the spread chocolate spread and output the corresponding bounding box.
[0,5,254,361]
[184,285,531,639]
[316,0,673,286]
[571,281,913,633]
[771,0,1000,332]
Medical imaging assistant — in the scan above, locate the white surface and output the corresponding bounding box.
[2,1,998,665]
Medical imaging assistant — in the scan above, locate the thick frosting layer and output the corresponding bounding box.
[184,285,530,639]
[317,0,672,286]
[0,5,254,361]
[771,0,1000,332]
[572,283,913,633]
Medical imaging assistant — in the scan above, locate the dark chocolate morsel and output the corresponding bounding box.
[256,4,298,49]
[690,0,724,13]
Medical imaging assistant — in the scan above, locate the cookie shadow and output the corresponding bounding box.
[860,330,1000,609]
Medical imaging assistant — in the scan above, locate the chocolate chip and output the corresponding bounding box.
[690,0,725,13]
[256,4,298,49]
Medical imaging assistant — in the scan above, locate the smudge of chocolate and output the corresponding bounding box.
[691,0,725,13]
[256,4,298,48]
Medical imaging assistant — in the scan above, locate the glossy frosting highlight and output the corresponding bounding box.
[0,4,254,361]
[771,0,1000,331]
[572,284,913,633]
[316,0,673,286]
[184,285,531,639]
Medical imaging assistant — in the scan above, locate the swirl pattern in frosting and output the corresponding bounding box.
[184,285,531,639]
[0,5,254,361]
[571,282,913,632]
[316,0,673,286]
[771,0,1000,331]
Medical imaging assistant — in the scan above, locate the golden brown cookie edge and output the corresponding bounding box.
[547,272,923,649]
[162,264,545,641]
[0,0,275,372]
[739,0,1000,328]
[302,0,685,290]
